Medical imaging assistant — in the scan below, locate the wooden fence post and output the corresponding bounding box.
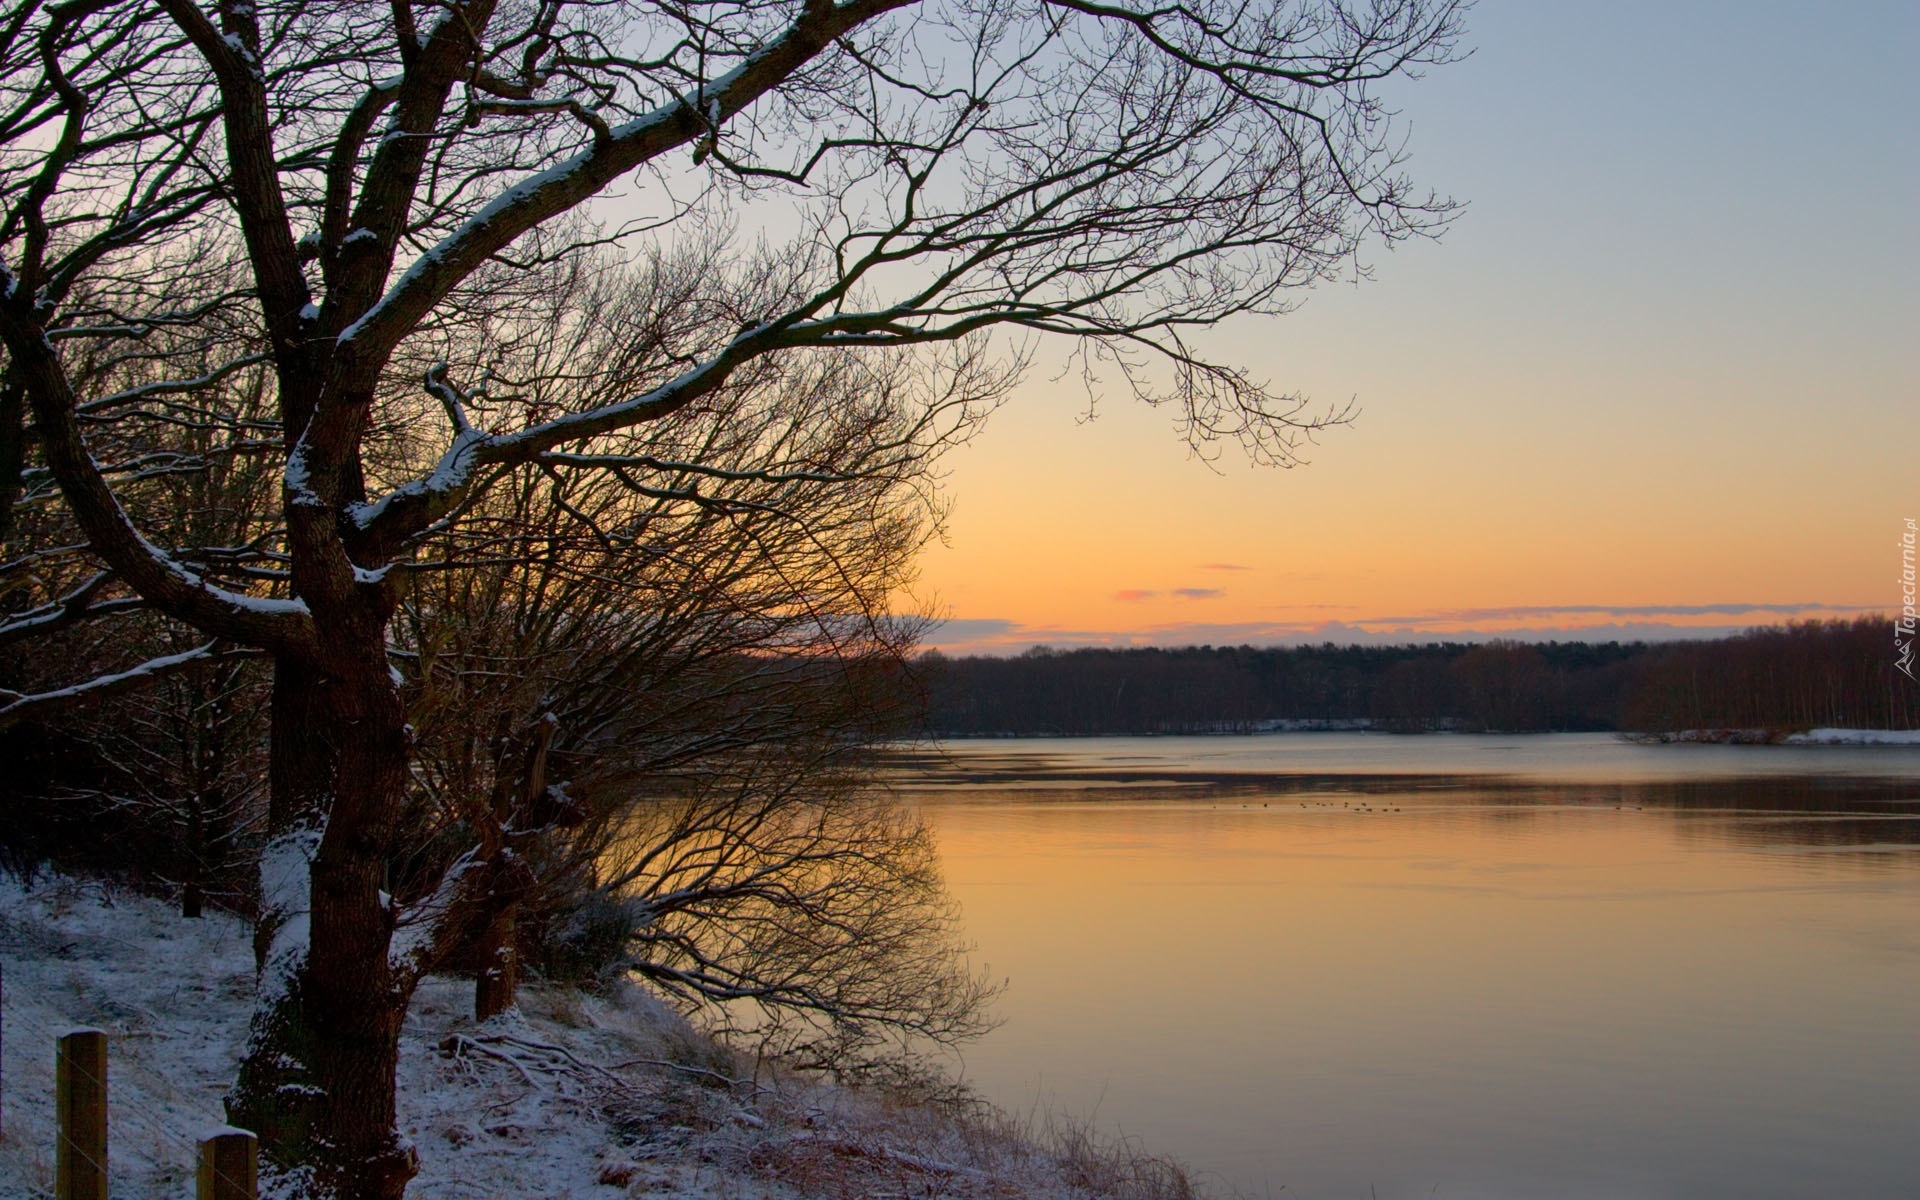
[198,1127,258,1200]
[56,1028,107,1200]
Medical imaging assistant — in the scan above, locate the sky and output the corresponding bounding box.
[905,0,1917,655]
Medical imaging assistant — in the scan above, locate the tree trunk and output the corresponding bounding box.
[470,712,553,1019]
[0,375,24,546]
[182,786,207,918]
[228,649,421,1200]
[473,902,518,1021]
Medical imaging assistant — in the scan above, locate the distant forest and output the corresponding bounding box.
[916,617,1918,736]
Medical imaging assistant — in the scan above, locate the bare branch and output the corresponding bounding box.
[0,639,256,728]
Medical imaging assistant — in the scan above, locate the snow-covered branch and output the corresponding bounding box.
[0,640,258,729]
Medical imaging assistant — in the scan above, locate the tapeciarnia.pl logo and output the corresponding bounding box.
[1899,517,1916,680]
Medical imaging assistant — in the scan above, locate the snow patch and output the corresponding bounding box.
[282,438,321,510]
[258,826,320,920]
[253,826,320,1014]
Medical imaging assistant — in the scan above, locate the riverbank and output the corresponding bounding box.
[0,872,1197,1199]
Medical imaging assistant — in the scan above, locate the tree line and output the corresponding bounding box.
[917,618,1919,735]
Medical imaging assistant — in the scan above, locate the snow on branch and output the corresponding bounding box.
[75,353,272,416]
[0,640,259,729]
[534,451,871,486]
[333,0,916,366]
[387,847,484,984]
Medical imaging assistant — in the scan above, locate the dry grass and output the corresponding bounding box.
[562,1001,1209,1200]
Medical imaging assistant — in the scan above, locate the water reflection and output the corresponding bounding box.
[887,730,1920,786]
[885,736,1920,869]
[889,735,1920,1199]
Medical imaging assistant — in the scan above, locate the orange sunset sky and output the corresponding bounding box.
[905,1,1915,655]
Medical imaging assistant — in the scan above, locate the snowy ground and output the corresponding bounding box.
[0,873,1195,1199]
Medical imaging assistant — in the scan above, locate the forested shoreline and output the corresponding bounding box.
[917,617,1918,737]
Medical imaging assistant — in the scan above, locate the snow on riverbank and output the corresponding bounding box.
[1780,728,1920,746]
[1636,727,1920,746]
[0,873,1192,1199]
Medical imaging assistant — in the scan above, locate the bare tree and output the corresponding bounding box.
[387,246,994,1037]
[0,0,1464,1193]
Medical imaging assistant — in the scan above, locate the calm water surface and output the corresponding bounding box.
[886,734,1920,1200]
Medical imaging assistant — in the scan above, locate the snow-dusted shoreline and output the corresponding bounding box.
[1635,727,1920,746]
[0,875,1190,1199]
[1781,727,1920,746]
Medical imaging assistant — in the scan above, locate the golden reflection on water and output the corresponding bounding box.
[893,752,1920,1200]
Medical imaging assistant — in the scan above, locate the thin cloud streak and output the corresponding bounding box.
[1112,586,1228,602]
[1358,601,1880,624]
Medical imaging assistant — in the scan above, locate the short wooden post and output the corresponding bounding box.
[198,1127,258,1200]
[56,1028,108,1200]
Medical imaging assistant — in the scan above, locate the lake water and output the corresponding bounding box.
[884,733,1920,1200]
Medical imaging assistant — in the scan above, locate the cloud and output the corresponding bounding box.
[1199,562,1252,571]
[1111,586,1227,601]
[923,618,1017,641]
[1357,601,1878,625]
